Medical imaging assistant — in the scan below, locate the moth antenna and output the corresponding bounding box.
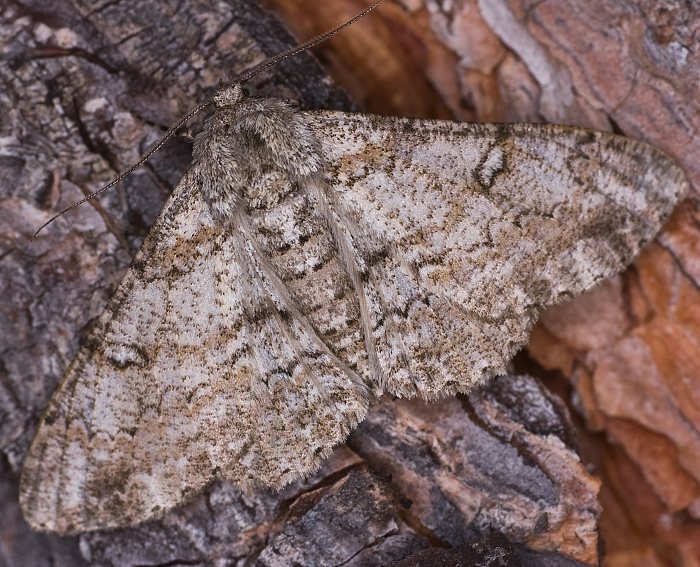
[236,0,384,85]
[32,0,384,239]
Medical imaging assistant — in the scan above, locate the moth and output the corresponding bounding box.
[20,1,687,535]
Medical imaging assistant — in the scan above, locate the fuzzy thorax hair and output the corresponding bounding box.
[192,84,325,222]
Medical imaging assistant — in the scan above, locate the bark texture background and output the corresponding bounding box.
[0,0,697,566]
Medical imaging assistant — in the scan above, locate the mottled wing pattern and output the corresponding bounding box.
[20,173,369,535]
[306,112,687,398]
[21,90,686,535]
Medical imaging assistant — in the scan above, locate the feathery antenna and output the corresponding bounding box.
[33,0,384,239]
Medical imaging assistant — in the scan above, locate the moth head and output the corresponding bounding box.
[213,83,252,108]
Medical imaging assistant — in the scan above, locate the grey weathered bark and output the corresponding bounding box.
[1,1,600,565]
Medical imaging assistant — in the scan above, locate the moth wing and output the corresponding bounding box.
[20,175,369,535]
[306,112,687,398]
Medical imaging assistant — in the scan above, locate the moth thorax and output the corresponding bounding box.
[193,95,325,222]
